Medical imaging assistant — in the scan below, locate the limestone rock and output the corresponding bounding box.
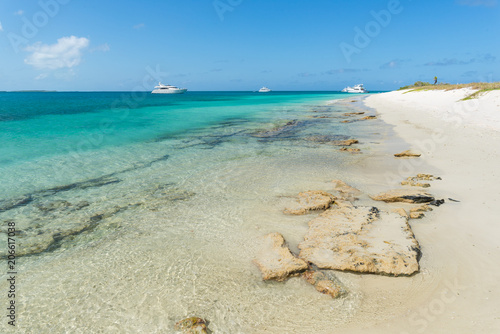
[370,189,434,203]
[331,180,361,201]
[254,233,308,281]
[394,150,421,158]
[401,180,431,188]
[283,191,335,215]
[298,206,421,276]
[409,212,425,219]
[302,270,345,298]
[392,208,409,219]
[334,139,359,146]
[343,112,365,116]
[340,147,361,153]
[410,205,433,213]
[174,317,208,334]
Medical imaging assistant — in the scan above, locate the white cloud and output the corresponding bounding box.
[35,73,49,80]
[0,21,3,32]
[133,23,145,29]
[15,10,24,16]
[24,36,90,70]
[91,43,110,52]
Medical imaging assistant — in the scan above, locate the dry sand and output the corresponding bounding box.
[354,89,500,333]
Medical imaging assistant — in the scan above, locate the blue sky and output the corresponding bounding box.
[0,0,499,91]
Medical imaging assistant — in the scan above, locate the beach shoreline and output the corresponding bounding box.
[356,89,500,333]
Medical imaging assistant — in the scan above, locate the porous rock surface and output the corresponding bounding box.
[254,233,308,281]
[298,205,421,276]
[370,189,435,203]
[283,190,335,215]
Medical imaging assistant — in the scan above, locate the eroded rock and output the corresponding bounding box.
[340,147,361,153]
[254,233,308,281]
[370,189,434,203]
[360,115,377,120]
[283,191,335,215]
[298,205,420,276]
[302,270,345,298]
[394,150,421,158]
[174,317,208,334]
[331,180,361,202]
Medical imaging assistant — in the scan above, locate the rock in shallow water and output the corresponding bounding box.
[298,205,421,276]
[302,270,345,298]
[174,317,208,334]
[283,191,335,215]
[254,232,309,281]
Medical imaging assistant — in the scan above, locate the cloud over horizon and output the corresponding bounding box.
[323,68,369,75]
[24,36,90,70]
[425,54,496,66]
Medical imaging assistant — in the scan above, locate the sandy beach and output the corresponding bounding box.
[358,88,500,333]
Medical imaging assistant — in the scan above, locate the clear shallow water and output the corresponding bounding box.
[0,91,390,333]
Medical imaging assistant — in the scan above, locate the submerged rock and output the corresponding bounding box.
[339,147,361,153]
[343,112,365,116]
[370,189,434,203]
[394,150,421,158]
[298,205,421,276]
[174,317,208,334]
[254,233,308,281]
[302,270,345,298]
[283,191,335,215]
[334,139,359,146]
[331,179,361,201]
[360,115,377,120]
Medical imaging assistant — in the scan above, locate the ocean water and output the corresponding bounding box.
[0,91,390,333]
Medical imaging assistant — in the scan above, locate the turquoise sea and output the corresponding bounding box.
[0,91,392,333]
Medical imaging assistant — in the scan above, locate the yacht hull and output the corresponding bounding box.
[151,88,187,94]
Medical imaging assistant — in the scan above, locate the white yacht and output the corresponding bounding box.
[258,86,271,93]
[151,82,187,94]
[341,84,367,93]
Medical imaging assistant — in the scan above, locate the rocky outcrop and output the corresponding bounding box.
[401,180,431,188]
[283,191,335,215]
[331,180,361,201]
[360,115,377,120]
[370,189,434,203]
[174,317,208,334]
[343,112,365,116]
[408,205,432,219]
[334,139,359,146]
[392,208,409,219]
[394,150,421,158]
[254,233,309,281]
[302,270,345,298]
[304,136,359,146]
[298,205,420,276]
[340,147,361,153]
[401,174,441,187]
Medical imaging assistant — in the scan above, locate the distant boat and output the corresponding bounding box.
[152,82,187,94]
[258,86,271,93]
[342,84,367,93]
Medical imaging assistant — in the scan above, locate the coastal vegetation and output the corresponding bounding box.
[398,81,500,100]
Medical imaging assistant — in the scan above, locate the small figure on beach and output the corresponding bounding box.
[434,76,438,85]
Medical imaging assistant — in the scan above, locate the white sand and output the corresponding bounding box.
[358,89,500,333]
